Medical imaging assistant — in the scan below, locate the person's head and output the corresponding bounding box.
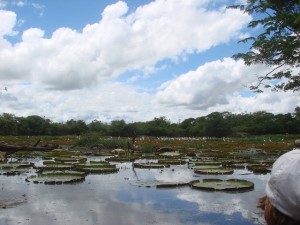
[259,145,300,225]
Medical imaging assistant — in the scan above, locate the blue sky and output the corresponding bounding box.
[0,0,299,123]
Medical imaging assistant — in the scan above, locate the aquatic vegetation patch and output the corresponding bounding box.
[159,151,181,158]
[190,179,254,192]
[192,165,221,170]
[133,162,170,169]
[0,167,36,176]
[12,151,48,158]
[0,162,36,175]
[194,167,234,175]
[190,160,222,166]
[105,155,139,162]
[39,170,87,176]
[54,156,87,163]
[25,173,85,184]
[0,162,34,168]
[157,159,186,165]
[246,164,271,174]
[131,181,189,188]
[42,149,83,159]
[36,163,75,171]
[74,161,118,174]
[156,181,189,188]
[76,167,118,174]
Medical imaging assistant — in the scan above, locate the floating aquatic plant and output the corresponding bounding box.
[194,167,234,175]
[25,173,85,184]
[190,179,254,192]
[133,162,170,169]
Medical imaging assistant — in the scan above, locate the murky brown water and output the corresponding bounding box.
[0,157,267,225]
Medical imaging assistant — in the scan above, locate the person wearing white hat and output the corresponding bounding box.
[258,140,300,225]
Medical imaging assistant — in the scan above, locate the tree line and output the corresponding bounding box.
[1,108,299,137]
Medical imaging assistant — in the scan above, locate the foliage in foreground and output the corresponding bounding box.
[230,0,300,92]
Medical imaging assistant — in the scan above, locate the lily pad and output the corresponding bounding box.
[0,162,34,169]
[74,162,118,174]
[190,179,254,192]
[25,173,85,184]
[247,164,271,174]
[39,170,87,176]
[0,162,36,175]
[192,165,220,170]
[157,159,186,165]
[131,181,189,188]
[36,163,74,171]
[159,151,181,158]
[76,167,118,174]
[194,168,233,175]
[133,163,170,169]
[0,167,36,176]
[156,182,189,188]
[105,155,138,162]
[54,157,87,163]
[191,161,221,166]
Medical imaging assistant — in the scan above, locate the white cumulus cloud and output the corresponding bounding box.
[154,58,300,115]
[0,0,251,90]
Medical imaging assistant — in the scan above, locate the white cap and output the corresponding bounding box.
[265,149,300,221]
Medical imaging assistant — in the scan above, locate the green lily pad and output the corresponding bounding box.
[159,152,181,158]
[194,168,233,175]
[76,167,118,174]
[157,159,186,165]
[25,173,85,184]
[0,162,35,175]
[156,181,189,188]
[39,170,87,176]
[190,179,254,192]
[36,163,74,171]
[0,162,34,169]
[74,161,118,174]
[133,163,170,169]
[192,165,221,170]
[247,164,271,174]
[54,157,87,163]
[75,161,115,168]
[191,160,221,166]
[105,155,138,162]
[0,167,36,176]
[131,181,189,188]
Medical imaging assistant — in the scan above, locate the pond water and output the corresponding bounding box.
[0,157,268,225]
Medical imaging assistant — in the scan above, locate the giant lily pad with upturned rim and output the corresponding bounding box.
[190,178,254,192]
[133,163,170,169]
[25,173,85,184]
[131,181,189,188]
[194,167,233,175]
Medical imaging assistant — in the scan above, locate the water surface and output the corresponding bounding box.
[0,158,268,225]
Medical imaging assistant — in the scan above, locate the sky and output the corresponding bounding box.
[0,0,299,123]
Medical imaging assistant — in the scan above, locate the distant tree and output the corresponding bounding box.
[245,111,276,134]
[0,113,18,135]
[129,122,148,136]
[65,119,88,135]
[49,122,67,136]
[273,113,298,134]
[202,112,232,137]
[146,117,172,136]
[88,120,108,135]
[179,118,196,136]
[109,120,127,137]
[231,0,300,92]
[294,106,300,120]
[17,115,51,135]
